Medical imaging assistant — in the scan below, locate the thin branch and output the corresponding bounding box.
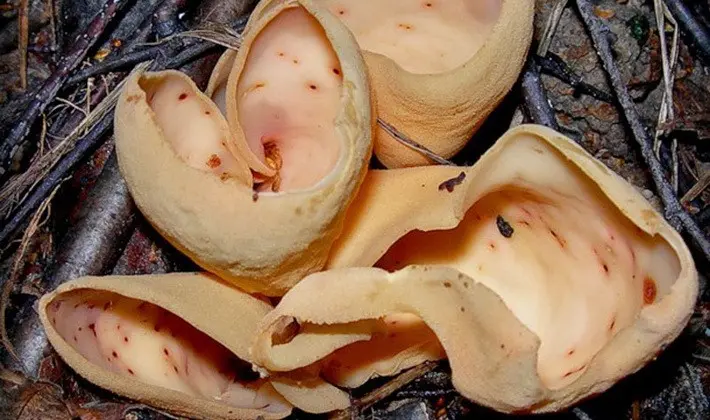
[377,119,455,166]
[18,0,29,90]
[0,182,61,372]
[521,55,560,130]
[537,0,569,56]
[575,0,710,262]
[665,0,710,65]
[66,15,249,86]
[329,362,439,420]
[0,0,132,176]
[535,52,614,103]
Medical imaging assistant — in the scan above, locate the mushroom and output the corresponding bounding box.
[39,272,350,419]
[311,0,534,168]
[114,0,373,296]
[250,124,698,413]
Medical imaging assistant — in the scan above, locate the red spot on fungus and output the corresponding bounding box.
[173,365,179,373]
[609,317,616,331]
[332,68,340,75]
[88,323,96,337]
[489,242,496,250]
[443,282,452,288]
[277,52,285,57]
[293,59,299,64]
[206,154,221,168]
[337,9,345,15]
[73,335,78,342]
[603,264,609,274]
[103,302,111,310]
[643,277,657,305]
[164,348,169,356]
[398,23,413,30]
[500,344,505,349]
[563,365,586,378]
[112,351,118,358]
[567,349,575,356]
[124,336,129,343]
[78,327,83,331]
[550,229,566,248]
[425,2,433,7]
[205,111,211,115]
[178,93,188,100]
[460,307,465,312]
[520,220,531,227]
[128,369,135,375]
[309,84,318,91]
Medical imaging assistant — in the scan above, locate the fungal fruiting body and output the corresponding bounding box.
[114,0,373,296]
[315,0,534,168]
[251,125,698,413]
[39,273,290,419]
[38,273,350,419]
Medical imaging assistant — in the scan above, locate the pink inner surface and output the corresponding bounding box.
[236,6,343,192]
[47,291,290,412]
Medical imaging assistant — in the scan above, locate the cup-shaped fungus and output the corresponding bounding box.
[39,273,350,419]
[114,0,373,296]
[310,0,533,168]
[250,125,699,413]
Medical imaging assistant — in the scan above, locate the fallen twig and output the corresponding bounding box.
[377,119,455,166]
[0,106,115,251]
[0,152,136,377]
[0,0,132,176]
[65,16,249,87]
[576,0,710,262]
[537,0,569,56]
[329,361,439,420]
[535,52,614,103]
[521,55,560,130]
[153,0,188,39]
[665,0,710,65]
[18,0,28,90]
[89,0,163,63]
[0,182,61,371]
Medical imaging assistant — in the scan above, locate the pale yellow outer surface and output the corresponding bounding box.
[366,0,535,168]
[114,0,374,296]
[253,125,698,413]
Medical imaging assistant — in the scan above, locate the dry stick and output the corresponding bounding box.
[18,0,29,90]
[535,52,614,103]
[651,0,680,195]
[329,361,439,420]
[377,119,455,166]
[521,55,560,130]
[575,0,710,262]
[0,0,132,176]
[153,0,188,39]
[89,0,164,62]
[537,0,569,57]
[0,109,115,251]
[65,14,250,86]
[665,0,710,65]
[0,183,62,369]
[1,151,137,377]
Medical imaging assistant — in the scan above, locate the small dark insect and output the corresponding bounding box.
[438,172,466,192]
[496,215,514,238]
